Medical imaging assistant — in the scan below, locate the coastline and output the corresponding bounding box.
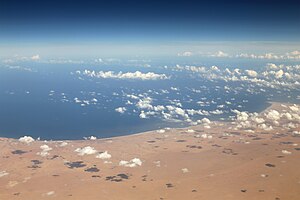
[0,101,275,143]
[0,101,300,200]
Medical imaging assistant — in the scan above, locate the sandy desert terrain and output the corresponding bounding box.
[0,102,300,200]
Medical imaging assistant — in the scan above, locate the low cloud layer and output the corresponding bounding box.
[77,70,169,80]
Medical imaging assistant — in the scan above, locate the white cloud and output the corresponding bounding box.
[275,70,284,79]
[265,110,281,121]
[139,111,147,119]
[119,158,142,167]
[19,136,35,144]
[236,51,300,60]
[211,51,229,58]
[115,107,127,114]
[81,70,169,80]
[182,168,189,173]
[59,142,68,147]
[177,51,193,57]
[46,191,55,196]
[31,54,40,60]
[37,144,52,157]
[75,146,97,156]
[136,97,153,109]
[0,171,9,177]
[282,150,292,154]
[245,70,258,77]
[156,129,166,133]
[96,151,112,159]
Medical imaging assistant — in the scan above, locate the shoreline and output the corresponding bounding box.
[0,101,299,200]
[1,101,276,142]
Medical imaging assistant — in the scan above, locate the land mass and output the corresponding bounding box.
[0,102,300,200]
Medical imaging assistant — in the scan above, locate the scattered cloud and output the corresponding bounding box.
[75,146,97,156]
[115,107,127,114]
[96,151,112,159]
[18,136,35,144]
[77,70,169,80]
[177,51,193,57]
[119,158,142,167]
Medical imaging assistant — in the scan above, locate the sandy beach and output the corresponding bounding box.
[1,102,300,200]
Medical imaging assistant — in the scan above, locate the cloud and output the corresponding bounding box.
[139,111,147,119]
[182,168,189,173]
[245,70,258,77]
[75,146,97,156]
[80,70,169,80]
[59,142,68,147]
[265,110,281,121]
[31,54,40,60]
[0,171,9,177]
[46,191,55,196]
[136,97,153,109]
[96,151,112,159]
[236,51,300,60]
[18,136,35,144]
[83,136,97,140]
[275,70,284,79]
[211,51,229,58]
[115,107,127,114]
[37,144,52,157]
[119,158,142,167]
[177,51,193,57]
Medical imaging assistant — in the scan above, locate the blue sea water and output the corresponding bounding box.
[0,57,299,140]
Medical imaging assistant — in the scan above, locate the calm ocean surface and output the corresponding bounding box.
[0,57,299,139]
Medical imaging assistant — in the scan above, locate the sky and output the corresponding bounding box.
[0,0,300,57]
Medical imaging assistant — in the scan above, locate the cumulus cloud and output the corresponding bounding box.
[75,146,97,156]
[79,70,169,80]
[89,136,97,140]
[37,144,52,157]
[211,51,229,58]
[115,107,127,114]
[245,70,258,77]
[265,110,281,121]
[96,151,112,159]
[119,158,142,167]
[19,136,35,144]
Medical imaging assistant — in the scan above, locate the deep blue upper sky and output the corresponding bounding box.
[0,0,300,43]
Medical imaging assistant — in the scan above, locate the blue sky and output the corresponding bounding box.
[0,0,299,57]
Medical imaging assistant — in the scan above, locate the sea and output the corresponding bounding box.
[0,56,299,140]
